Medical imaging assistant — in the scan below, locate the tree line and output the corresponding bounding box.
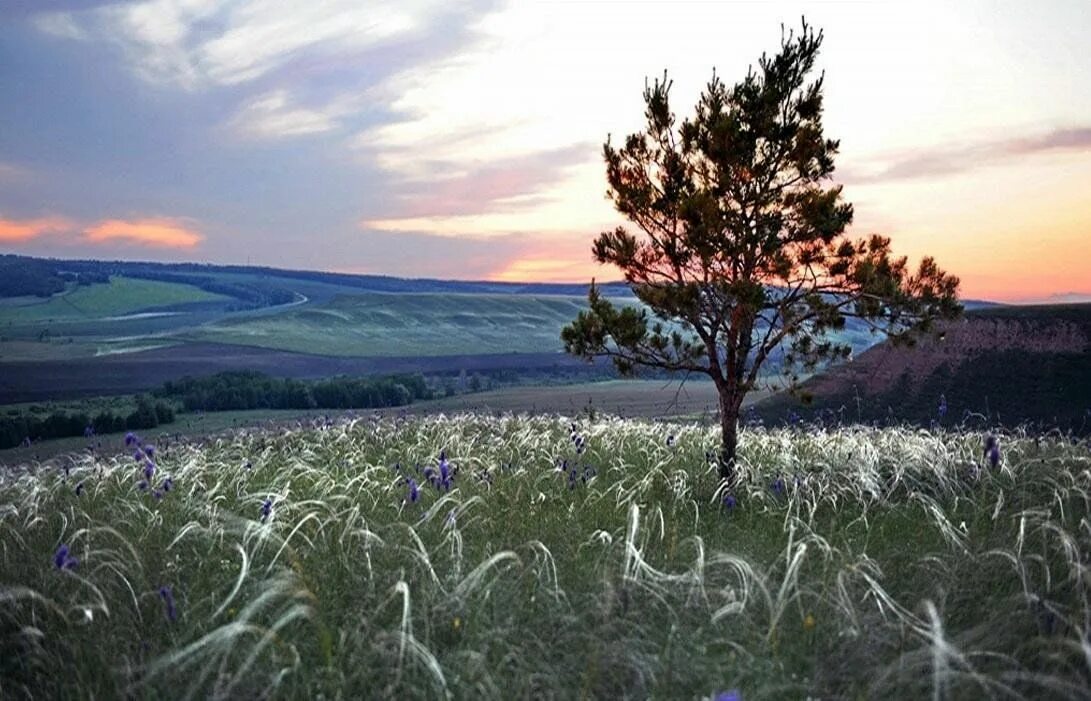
[155,370,431,411]
[0,397,175,449]
[0,371,434,449]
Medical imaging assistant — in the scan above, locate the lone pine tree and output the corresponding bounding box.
[562,23,961,487]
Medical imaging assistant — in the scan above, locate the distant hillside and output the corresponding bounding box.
[755,303,1091,433]
[0,254,633,300]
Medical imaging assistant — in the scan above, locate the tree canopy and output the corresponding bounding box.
[562,22,961,482]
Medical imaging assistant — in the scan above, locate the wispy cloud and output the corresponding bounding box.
[83,218,204,248]
[0,215,74,242]
[34,1,459,90]
[374,143,596,219]
[843,126,1091,184]
[229,90,344,139]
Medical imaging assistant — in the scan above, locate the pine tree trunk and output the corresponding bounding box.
[718,389,740,486]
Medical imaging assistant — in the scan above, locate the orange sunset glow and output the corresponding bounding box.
[83,219,204,249]
[1,1,1089,302]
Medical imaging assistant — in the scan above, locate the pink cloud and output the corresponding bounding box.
[83,218,204,249]
[0,215,74,243]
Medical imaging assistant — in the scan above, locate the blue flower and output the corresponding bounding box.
[162,477,173,492]
[771,477,786,495]
[260,498,273,522]
[722,493,737,511]
[124,432,137,447]
[145,445,155,457]
[714,690,742,701]
[937,394,948,419]
[144,461,156,480]
[53,543,78,570]
[137,479,149,491]
[406,478,420,504]
[159,585,177,622]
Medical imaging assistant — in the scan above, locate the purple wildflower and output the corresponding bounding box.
[137,479,149,491]
[722,493,737,511]
[125,432,136,447]
[260,498,273,522]
[771,477,786,495]
[162,477,173,492]
[406,478,420,504]
[144,461,156,480]
[159,585,177,622]
[437,452,453,491]
[714,691,742,701]
[144,445,155,457]
[984,435,1001,467]
[53,543,78,570]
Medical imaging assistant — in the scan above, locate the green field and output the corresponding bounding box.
[2,415,1088,698]
[411,379,766,419]
[0,276,229,325]
[185,292,596,356]
[0,380,739,466]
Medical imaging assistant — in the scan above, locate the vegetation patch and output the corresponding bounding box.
[1,416,1088,698]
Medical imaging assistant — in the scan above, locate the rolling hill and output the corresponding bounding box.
[754,303,1091,433]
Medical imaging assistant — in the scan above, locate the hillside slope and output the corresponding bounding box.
[755,303,1091,432]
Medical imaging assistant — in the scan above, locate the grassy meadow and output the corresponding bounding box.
[0,276,230,324]
[184,292,596,356]
[2,414,1090,699]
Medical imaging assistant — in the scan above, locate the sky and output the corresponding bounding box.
[1,0,1089,303]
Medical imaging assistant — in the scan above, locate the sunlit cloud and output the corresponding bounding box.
[229,90,344,139]
[842,126,1091,184]
[83,218,204,248]
[36,1,455,89]
[371,143,596,219]
[0,215,73,243]
[490,256,605,284]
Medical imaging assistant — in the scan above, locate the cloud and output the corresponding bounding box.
[335,225,603,283]
[229,90,343,139]
[30,11,89,39]
[83,218,204,248]
[0,216,74,242]
[373,143,596,219]
[33,1,465,90]
[843,126,1091,184]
